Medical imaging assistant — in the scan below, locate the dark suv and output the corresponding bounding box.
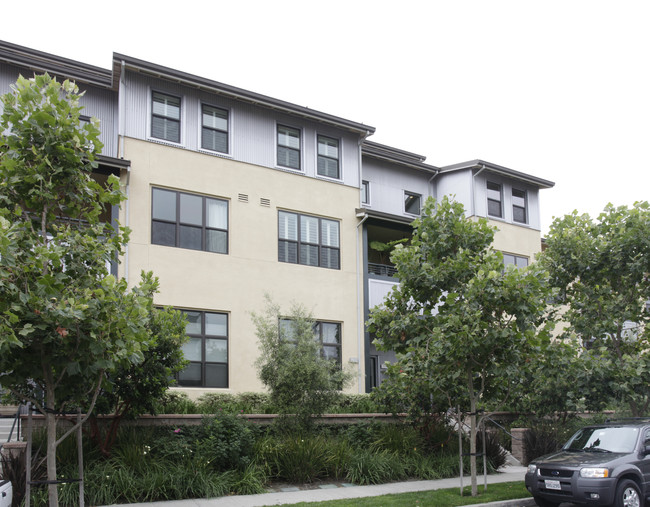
[525,421,650,507]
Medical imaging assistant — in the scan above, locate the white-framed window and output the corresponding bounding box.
[512,188,527,224]
[201,104,228,153]
[503,253,528,268]
[151,91,181,143]
[177,309,228,388]
[278,211,340,269]
[317,135,340,179]
[151,187,228,254]
[361,180,370,205]
[487,181,502,218]
[404,191,421,215]
[277,125,301,170]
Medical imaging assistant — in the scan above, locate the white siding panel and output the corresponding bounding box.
[368,278,397,309]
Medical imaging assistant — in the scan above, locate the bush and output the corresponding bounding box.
[152,391,197,414]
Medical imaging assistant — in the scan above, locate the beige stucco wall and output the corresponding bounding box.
[489,219,542,263]
[118,138,364,398]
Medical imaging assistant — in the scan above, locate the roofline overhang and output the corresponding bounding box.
[440,160,555,189]
[112,53,376,137]
[362,141,439,175]
[0,40,112,89]
[355,207,416,226]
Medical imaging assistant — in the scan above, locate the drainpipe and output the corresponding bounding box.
[470,164,487,217]
[355,131,371,393]
[118,60,130,284]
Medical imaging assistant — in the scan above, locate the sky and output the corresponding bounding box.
[2,0,648,233]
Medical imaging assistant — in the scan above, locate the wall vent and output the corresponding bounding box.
[260,198,271,207]
[238,193,249,203]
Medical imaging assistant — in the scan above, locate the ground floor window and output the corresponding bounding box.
[279,319,342,366]
[177,309,228,388]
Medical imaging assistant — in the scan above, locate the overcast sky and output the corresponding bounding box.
[3,0,648,233]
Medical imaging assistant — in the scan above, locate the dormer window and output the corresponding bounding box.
[487,181,502,218]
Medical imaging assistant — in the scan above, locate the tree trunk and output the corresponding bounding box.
[46,387,59,507]
[467,368,478,496]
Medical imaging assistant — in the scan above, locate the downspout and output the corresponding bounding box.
[428,170,439,203]
[471,164,487,217]
[355,131,371,393]
[118,60,130,284]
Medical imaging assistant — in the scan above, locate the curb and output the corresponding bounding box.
[461,498,536,507]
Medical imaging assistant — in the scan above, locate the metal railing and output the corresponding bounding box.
[368,262,398,277]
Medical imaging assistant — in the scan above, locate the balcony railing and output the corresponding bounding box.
[368,262,398,277]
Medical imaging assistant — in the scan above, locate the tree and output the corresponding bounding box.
[253,297,353,431]
[368,196,553,496]
[539,202,650,416]
[0,74,163,506]
[88,306,188,457]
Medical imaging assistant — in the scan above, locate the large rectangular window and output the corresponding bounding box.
[503,253,529,268]
[277,125,301,170]
[317,135,340,179]
[279,319,342,366]
[201,104,228,153]
[512,188,527,223]
[178,310,228,388]
[278,211,340,269]
[152,188,228,253]
[487,181,502,218]
[152,91,181,143]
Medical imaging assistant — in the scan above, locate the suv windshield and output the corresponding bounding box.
[564,426,639,453]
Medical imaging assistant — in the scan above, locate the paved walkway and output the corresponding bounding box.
[102,466,538,507]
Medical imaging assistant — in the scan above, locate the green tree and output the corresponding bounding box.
[369,196,553,496]
[253,297,353,431]
[539,202,650,416]
[0,74,163,506]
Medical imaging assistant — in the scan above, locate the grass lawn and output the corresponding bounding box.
[291,481,531,506]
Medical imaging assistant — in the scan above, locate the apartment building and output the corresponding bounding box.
[0,40,554,396]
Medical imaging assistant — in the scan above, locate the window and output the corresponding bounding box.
[177,310,228,387]
[317,135,340,178]
[404,191,421,215]
[503,253,528,268]
[512,188,527,223]
[152,92,181,143]
[279,319,342,365]
[151,188,228,253]
[278,211,340,269]
[201,104,228,153]
[277,125,301,170]
[487,181,502,218]
[361,180,370,205]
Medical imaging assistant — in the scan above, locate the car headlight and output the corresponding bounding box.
[527,464,537,474]
[580,468,609,478]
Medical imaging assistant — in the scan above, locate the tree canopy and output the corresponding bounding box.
[369,196,553,495]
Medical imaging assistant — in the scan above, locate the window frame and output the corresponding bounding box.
[404,191,422,216]
[502,253,529,268]
[151,187,229,254]
[277,124,302,170]
[361,180,370,205]
[177,309,228,388]
[512,187,528,224]
[317,134,340,179]
[278,211,340,270]
[487,181,503,218]
[151,91,182,144]
[279,318,342,367]
[200,103,229,154]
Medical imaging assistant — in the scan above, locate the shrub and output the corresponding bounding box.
[478,430,508,471]
[195,414,256,471]
[152,391,197,414]
[255,434,334,483]
[345,448,406,485]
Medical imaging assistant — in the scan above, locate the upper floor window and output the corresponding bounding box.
[361,180,370,205]
[151,188,228,254]
[279,319,342,365]
[487,181,502,218]
[177,309,228,388]
[152,92,181,143]
[278,211,340,269]
[277,125,301,170]
[503,253,528,268]
[512,188,527,223]
[201,104,228,153]
[404,191,421,215]
[317,135,340,179]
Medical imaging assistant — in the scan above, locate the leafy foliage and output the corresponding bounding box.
[253,297,353,430]
[539,202,650,416]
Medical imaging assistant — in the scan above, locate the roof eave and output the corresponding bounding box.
[440,160,555,189]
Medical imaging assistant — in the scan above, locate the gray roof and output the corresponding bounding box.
[362,141,439,174]
[112,53,376,136]
[440,159,555,189]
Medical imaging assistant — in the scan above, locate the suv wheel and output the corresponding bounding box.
[532,497,559,507]
[615,479,641,507]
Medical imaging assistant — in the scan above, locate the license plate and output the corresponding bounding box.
[545,480,561,490]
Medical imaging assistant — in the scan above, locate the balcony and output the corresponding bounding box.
[368,262,398,278]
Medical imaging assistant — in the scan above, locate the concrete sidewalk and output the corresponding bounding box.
[103,465,536,507]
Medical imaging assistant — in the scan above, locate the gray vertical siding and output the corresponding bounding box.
[122,72,362,188]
